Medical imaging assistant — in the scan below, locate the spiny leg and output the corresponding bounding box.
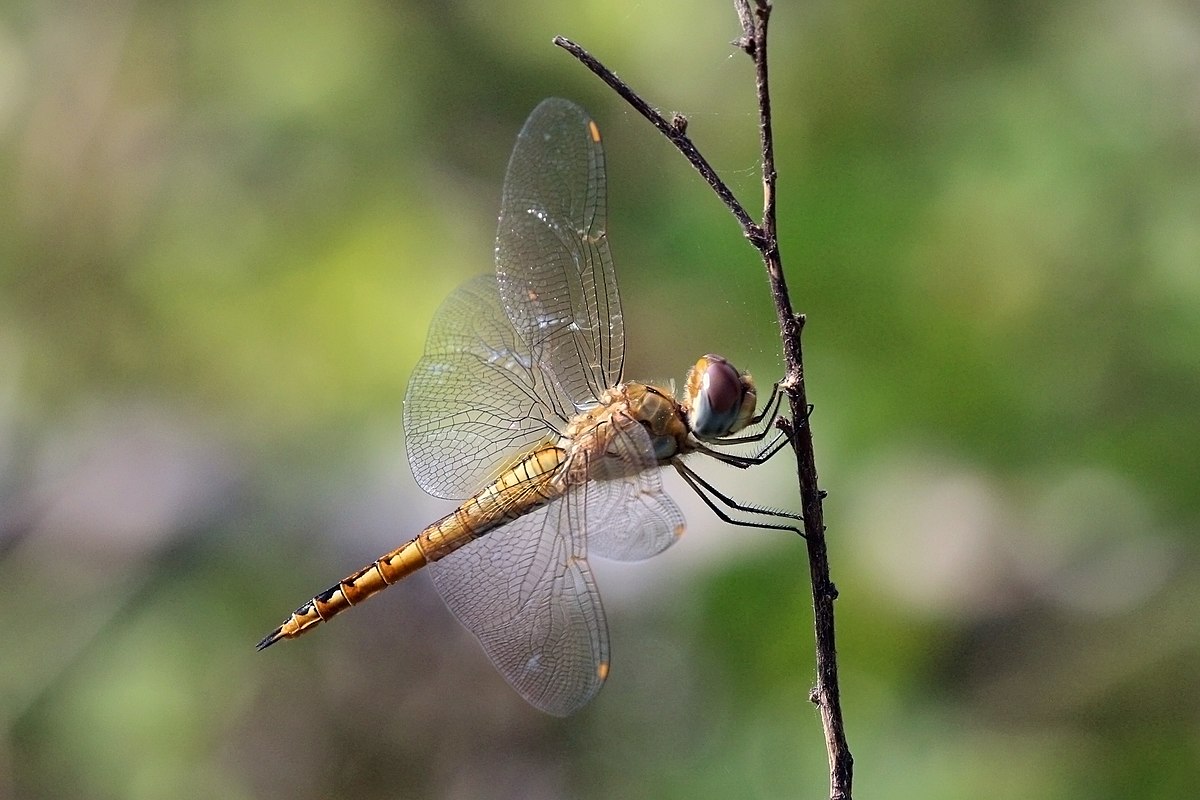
[673,461,805,538]
[698,396,818,467]
[707,392,812,449]
[693,426,791,469]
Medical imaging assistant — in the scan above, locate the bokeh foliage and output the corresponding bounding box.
[1,1,1197,798]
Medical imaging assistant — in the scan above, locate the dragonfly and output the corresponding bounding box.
[257,98,799,716]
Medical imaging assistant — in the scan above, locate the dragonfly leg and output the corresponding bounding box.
[673,461,805,538]
[708,380,786,445]
[747,379,784,426]
[692,426,791,469]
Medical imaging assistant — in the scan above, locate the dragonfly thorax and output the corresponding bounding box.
[612,382,691,462]
[553,383,689,481]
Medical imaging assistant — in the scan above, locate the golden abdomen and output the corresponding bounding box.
[257,445,566,649]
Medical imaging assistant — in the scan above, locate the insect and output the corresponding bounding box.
[258,98,797,715]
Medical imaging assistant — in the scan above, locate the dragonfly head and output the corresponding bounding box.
[684,354,757,440]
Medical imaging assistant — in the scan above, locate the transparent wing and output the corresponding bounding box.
[496,98,625,410]
[427,495,608,717]
[403,274,575,500]
[572,418,687,562]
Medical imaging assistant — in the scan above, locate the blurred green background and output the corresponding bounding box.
[2,1,1198,798]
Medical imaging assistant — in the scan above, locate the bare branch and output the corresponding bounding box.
[557,3,854,797]
[552,36,759,238]
[732,0,756,54]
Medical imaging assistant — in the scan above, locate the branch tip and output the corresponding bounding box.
[734,0,755,39]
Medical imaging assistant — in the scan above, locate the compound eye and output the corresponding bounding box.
[688,355,748,439]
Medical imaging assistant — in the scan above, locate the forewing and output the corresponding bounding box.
[403,274,573,500]
[426,496,609,716]
[574,418,686,562]
[496,98,625,409]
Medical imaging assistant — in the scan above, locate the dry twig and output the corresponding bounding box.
[556,2,853,797]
